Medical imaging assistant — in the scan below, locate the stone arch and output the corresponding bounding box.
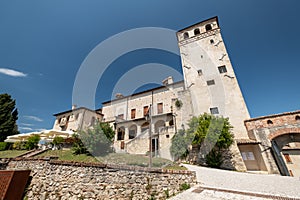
[268,127,300,140]
[194,28,200,35]
[183,32,189,39]
[269,129,300,176]
[205,24,212,31]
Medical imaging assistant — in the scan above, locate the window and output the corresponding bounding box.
[267,120,273,124]
[207,80,215,86]
[210,107,219,115]
[129,129,136,139]
[205,24,212,31]
[91,117,96,125]
[131,109,136,119]
[117,127,125,140]
[284,154,292,163]
[296,115,300,120]
[210,39,214,44]
[183,32,189,39]
[198,69,202,76]
[157,103,163,114]
[218,65,227,74]
[143,106,149,116]
[194,28,200,35]
[117,114,124,120]
[241,152,255,160]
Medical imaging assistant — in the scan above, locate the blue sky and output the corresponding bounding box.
[1,1,300,133]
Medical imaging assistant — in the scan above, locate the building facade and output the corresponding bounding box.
[51,17,299,175]
[244,111,300,177]
[101,17,250,171]
[53,106,103,132]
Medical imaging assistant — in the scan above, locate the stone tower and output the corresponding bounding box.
[176,16,250,139]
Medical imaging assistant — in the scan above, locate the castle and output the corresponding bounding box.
[52,17,300,177]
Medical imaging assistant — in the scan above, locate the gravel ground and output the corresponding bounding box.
[170,164,300,199]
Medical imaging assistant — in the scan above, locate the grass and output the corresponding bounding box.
[0,150,28,158]
[96,153,173,167]
[36,150,177,168]
[0,149,187,170]
[163,164,187,171]
[36,150,98,163]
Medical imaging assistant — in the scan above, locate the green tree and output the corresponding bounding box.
[71,133,88,155]
[78,122,115,156]
[0,93,19,141]
[189,113,234,168]
[170,129,193,160]
[52,136,64,149]
[171,113,234,168]
[25,135,41,150]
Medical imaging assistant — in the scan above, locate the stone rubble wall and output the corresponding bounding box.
[6,159,197,200]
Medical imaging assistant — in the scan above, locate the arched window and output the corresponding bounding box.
[267,120,273,125]
[296,115,300,120]
[129,125,137,139]
[183,32,189,39]
[210,39,214,44]
[141,122,150,133]
[205,24,212,31]
[194,28,200,35]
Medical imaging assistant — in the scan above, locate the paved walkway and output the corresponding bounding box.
[170,164,300,200]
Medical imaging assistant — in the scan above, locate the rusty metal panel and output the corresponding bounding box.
[0,170,31,200]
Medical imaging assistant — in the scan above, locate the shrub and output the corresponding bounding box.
[205,149,223,168]
[179,183,190,191]
[13,141,27,150]
[0,142,11,151]
[25,135,40,150]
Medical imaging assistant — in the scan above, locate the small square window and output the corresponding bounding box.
[198,69,202,76]
[157,103,163,114]
[131,109,136,119]
[218,65,227,74]
[207,80,215,86]
[210,107,219,115]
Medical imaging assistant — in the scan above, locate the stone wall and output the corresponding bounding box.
[6,159,197,200]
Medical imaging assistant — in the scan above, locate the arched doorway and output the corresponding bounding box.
[271,133,300,176]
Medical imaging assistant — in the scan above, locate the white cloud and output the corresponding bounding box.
[36,128,47,132]
[20,123,34,126]
[0,68,27,77]
[19,127,33,131]
[24,115,43,122]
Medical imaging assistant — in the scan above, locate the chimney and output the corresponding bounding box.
[72,105,77,110]
[162,76,173,86]
[115,93,124,99]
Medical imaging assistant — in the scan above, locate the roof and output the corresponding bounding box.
[177,16,219,33]
[245,110,300,123]
[102,80,184,105]
[53,107,103,117]
[236,139,261,145]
